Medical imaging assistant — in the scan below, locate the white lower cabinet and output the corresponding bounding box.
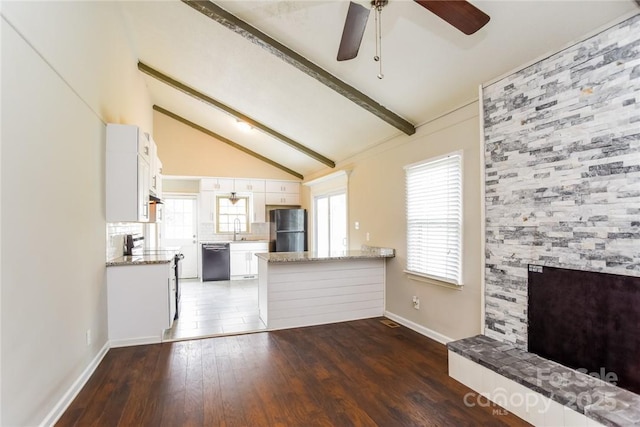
[230,242,268,279]
[107,262,174,347]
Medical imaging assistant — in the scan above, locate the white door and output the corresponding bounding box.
[162,196,198,278]
[314,192,347,256]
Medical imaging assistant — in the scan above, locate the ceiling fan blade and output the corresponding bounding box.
[337,2,371,61]
[414,0,490,35]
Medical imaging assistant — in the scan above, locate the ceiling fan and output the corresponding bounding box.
[337,0,490,74]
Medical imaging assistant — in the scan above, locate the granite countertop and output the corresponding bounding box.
[106,247,181,267]
[255,246,395,263]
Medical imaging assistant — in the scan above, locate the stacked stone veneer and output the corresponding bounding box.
[482,14,640,348]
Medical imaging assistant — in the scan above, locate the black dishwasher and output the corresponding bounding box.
[202,243,230,281]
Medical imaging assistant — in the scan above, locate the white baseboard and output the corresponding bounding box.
[384,311,453,345]
[111,336,161,348]
[40,341,110,427]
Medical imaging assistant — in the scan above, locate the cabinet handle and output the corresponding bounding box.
[152,176,156,187]
[144,146,149,155]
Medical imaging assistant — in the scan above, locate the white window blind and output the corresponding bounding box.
[405,153,462,285]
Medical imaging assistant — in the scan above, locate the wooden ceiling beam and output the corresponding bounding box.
[138,62,335,169]
[181,0,416,136]
[153,105,304,180]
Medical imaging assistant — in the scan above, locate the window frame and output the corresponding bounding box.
[313,190,348,255]
[404,151,463,288]
[215,194,250,234]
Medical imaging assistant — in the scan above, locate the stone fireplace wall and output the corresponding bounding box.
[482,14,640,348]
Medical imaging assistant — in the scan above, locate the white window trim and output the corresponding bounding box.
[215,193,250,233]
[404,151,463,288]
[304,170,350,253]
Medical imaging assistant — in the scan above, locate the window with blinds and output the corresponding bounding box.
[404,153,462,286]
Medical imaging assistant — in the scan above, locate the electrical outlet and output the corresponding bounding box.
[355,221,360,230]
[366,232,370,241]
[412,296,420,310]
[86,329,92,346]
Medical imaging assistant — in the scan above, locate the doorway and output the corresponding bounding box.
[314,192,347,256]
[162,195,198,278]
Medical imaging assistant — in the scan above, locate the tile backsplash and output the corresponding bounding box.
[199,222,269,242]
[106,222,143,261]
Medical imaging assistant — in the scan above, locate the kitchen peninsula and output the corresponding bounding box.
[256,246,395,330]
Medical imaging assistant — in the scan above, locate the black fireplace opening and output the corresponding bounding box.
[527,264,640,394]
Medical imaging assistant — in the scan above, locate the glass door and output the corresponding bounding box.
[314,192,347,256]
[162,195,198,278]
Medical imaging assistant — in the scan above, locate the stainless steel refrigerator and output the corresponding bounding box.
[269,209,307,252]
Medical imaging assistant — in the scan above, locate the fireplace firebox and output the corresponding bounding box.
[528,264,640,394]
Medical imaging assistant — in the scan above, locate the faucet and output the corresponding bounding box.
[233,218,241,241]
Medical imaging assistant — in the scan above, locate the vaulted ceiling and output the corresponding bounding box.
[120,1,639,179]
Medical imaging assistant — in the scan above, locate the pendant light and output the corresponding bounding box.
[229,192,239,205]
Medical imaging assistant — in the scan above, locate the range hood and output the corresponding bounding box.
[149,194,163,204]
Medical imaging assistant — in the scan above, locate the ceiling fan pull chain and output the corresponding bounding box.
[373,1,384,79]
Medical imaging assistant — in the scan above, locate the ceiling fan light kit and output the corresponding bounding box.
[337,0,490,78]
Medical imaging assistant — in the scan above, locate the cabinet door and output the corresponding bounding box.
[253,192,266,223]
[168,273,176,327]
[218,178,234,193]
[249,251,259,274]
[149,138,158,195]
[265,192,300,205]
[200,178,234,192]
[230,250,249,276]
[266,180,300,194]
[200,178,217,191]
[199,191,215,223]
[138,128,151,163]
[235,179,266,192]
[137,156,150,222]
[106,124,151,222]
[156,158,163,197]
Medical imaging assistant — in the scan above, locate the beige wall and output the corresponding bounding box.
[154,111,298,180]
[306,102,482,341]
[1,2,152,425]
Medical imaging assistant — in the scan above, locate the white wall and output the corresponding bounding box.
[306,102,483,342]
[1,2,152,425]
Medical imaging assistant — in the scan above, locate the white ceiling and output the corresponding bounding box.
[120,0,639,179]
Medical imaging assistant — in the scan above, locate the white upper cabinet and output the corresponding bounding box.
[234,179,266,193]
[265,192,301,205]
[199,190,215,224]
[155,157,163,197]
[149,136,162,197]
[106,124,150,222]
[253,192,266,223]
[265,180,301,205]
[200,178,234,192]
[265,180,300,194]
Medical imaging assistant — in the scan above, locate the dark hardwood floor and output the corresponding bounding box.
[57,318,530,426]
